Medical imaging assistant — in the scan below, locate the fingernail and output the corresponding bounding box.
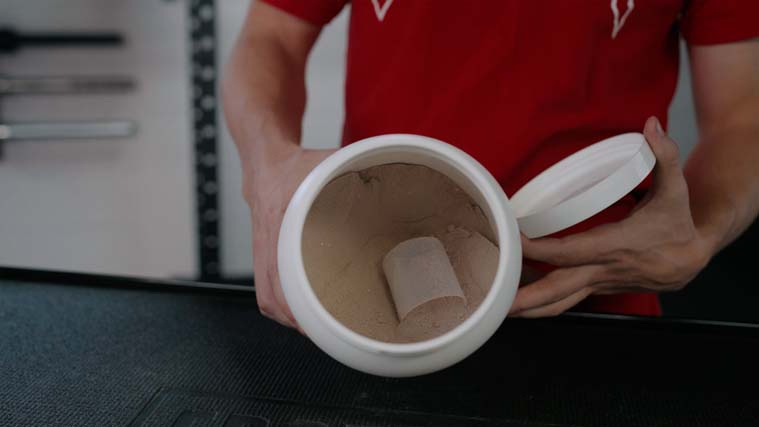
[654,118,664,135]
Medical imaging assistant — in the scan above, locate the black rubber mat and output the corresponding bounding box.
[2,273,759,426]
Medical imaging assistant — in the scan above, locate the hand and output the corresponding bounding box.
[509,117,714,318]
[243,145,336,328]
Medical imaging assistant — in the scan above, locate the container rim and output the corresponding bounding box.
[279,134,521,357]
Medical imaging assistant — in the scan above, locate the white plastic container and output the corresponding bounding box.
[278,133,654,377]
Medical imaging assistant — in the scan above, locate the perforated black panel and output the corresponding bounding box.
[190,0,221,280]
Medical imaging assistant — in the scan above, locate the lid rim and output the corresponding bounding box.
[514,133,655,238]
[278,134,522,375]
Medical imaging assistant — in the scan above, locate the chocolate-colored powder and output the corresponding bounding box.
[301,164,499,343]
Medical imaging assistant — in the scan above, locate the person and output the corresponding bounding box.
[222,0,759,328]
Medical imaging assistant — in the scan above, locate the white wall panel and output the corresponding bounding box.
[0,0,196,278]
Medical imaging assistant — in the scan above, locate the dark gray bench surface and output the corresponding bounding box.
[2,268,758,427]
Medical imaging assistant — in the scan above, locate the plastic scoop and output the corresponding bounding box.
[382,236,466,320]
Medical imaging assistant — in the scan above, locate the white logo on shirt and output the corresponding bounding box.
[371,0,394,22]
[610,0,635,39]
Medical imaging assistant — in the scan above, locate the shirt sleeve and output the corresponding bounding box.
[681,0,759,45]
[260,0,349,26]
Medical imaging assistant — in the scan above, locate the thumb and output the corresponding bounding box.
[643,116,681,178]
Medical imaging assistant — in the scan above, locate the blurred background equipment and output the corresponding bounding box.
[0,0,194,279]
[0,75,134,95]
[0,27,123,53]
[0,75,137,157]
[0,120,136,141]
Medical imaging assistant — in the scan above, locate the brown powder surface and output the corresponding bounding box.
[301,163,499,343]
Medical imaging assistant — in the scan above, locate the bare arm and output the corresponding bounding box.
[222,2,336,328]
[511,40,759,317]
[685,39,759,253]
[223,1,318,176]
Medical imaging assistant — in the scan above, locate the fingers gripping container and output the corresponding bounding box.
[278,133,654,377]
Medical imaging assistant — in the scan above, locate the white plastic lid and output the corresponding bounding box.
[510,133,655,238]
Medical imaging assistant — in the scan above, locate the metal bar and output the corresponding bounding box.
[0,121,136,141]
[0,75,135,95]
[19,33,123,47]
[0,28,123,53]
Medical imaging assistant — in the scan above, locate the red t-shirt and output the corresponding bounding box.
[263,0,758,316]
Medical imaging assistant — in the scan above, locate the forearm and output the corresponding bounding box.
[221,6,317,179]
[684,105,759,254]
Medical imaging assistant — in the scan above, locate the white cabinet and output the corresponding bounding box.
[0,0,196,278]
